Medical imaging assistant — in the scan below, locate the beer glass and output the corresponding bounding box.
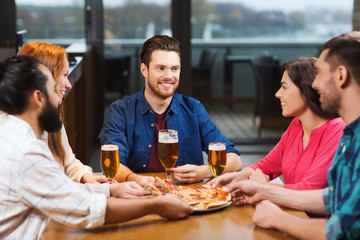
[208,142,227,177]
[100,144,120,182]
[158,129,179,180]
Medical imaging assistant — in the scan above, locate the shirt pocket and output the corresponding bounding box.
[179,133,204,165]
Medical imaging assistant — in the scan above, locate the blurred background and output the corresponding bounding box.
[0,0,357,169]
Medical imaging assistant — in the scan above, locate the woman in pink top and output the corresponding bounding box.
[209,57,345,190]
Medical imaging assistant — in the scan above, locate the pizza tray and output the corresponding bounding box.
[192,201,232,213]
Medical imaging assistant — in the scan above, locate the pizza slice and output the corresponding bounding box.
[193,186,231,209]
[176,186,201,206]
[155,177,171,193]
[163,179,178,193]
[144,183,164,197]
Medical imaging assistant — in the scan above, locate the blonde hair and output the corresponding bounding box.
[18,41,67,167]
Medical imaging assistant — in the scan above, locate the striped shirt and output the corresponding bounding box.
[323,116,360,239]
[0,114,107,240]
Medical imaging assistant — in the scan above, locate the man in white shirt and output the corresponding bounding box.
[0,55,193,239]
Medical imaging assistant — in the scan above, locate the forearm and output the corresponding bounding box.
[262,186,326,214]
[273,211,326,240]
[115,164,137,182]
[105,197,156,223]
[223,153,242,173]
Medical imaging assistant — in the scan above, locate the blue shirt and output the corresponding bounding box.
[99,90,240,172]
[323,116,360,240]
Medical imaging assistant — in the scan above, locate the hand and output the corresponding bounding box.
[228,180,263,206]
[136,176,155,187]
[253,200,283,229]
[249,169,270,184]
[110,181,152,199]
[154,194,194,219]
[173,164,211,183]
[207,172,246,188]
[81,173,108,183]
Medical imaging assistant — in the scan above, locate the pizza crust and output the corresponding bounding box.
[144,183,164,196]
[155,177,171,193]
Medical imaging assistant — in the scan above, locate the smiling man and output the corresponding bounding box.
[99,35,242,185]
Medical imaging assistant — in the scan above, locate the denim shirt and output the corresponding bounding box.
[323,116,360,240]
[99,90,239,172]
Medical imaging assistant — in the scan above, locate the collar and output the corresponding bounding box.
[138,89,178,115]
[344,116,360,135]
[1,113,37,139]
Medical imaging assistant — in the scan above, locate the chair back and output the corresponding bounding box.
[198,49,217,69]
[250,55,290,137]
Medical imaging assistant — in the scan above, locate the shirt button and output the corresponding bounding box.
[143,164,147,168]
[148,144,152,148]
[330,186,334,191]
[151,123,154,127]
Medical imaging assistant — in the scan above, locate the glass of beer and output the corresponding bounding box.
[100,144,120,182]
[208,142,227,177]
[158,129,179,180]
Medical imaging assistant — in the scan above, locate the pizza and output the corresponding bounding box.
[151,177,231,209]
[144,183,164,196]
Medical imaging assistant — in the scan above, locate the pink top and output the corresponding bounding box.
[248,117,345,190]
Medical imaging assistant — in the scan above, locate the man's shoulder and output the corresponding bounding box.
[109,91,143,111]
[173,93,201,108]
[112,91,141,104]
[0,114,44,152]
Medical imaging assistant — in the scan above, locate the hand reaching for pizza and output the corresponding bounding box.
[207,170,251,188]
[110,182,152,199]
[172,164,212,183]
[153,194,194,219]
[249,169,270,184]
[228,180,264,206]
[136,175,155,187]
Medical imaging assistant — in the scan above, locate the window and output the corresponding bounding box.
[192,0,353,41]
[103,0,171,54]
[16,0,85,42]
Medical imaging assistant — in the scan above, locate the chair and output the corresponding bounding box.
[250,55,290,138]
[104,55,131,101]
[192,49,217,101]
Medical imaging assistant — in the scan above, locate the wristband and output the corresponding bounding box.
[124,172,135,182]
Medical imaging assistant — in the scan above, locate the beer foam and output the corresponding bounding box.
[158,135,178,143]
[101,144,119,151]
[158,130,178,143]
[209,143,226,151]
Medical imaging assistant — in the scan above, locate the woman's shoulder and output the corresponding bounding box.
[287,117,302,129]
[324,117,346,130]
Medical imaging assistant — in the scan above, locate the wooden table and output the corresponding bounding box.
[41,173,308,240]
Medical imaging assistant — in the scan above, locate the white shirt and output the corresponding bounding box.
[0,114,107,239]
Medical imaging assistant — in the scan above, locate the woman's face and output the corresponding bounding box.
[275,70,307,117]
[56,56,71,104]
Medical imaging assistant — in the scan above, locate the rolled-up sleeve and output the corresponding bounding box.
[18,145,107,228]
[324,185,360,240]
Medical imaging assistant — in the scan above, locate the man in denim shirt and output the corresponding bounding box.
[207,32,360,239]
[99,35,242,185]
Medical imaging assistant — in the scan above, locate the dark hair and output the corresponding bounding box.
[322,31,360,86]
[140,35,180,67]
[18,41,67,166]
[0,55,48,114]
[281,57,338,119]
